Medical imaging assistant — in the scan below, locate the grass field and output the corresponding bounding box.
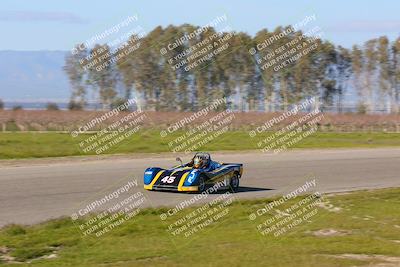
[0,188,399,266]
[1,131,400,159]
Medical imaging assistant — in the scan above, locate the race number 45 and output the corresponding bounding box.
[161,176,176,184]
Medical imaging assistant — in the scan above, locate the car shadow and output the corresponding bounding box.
[204,186,274,195]
[166,186,274,195]
[236,186,274,193]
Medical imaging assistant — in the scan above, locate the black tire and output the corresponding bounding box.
[198,176,206,193]
[229,173,240,193]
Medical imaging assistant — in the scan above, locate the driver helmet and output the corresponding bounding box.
[193,156,203,169]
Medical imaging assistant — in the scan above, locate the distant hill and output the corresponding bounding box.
[0,50,70,101]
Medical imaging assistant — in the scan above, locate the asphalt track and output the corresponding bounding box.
[0,148,399,227]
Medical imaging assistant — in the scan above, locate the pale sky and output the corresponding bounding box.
[1,0,399,50]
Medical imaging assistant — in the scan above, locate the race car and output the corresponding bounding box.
[143,152,243,193]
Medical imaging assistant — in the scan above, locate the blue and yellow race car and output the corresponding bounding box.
[144,152,243,193]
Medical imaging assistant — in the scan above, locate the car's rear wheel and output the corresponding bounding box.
[198,176,206,193]
[229,174,240,193]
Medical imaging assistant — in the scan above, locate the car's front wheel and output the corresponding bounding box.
[229,174,240,193]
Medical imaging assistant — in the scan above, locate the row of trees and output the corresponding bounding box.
[64,24,400,113]
[0,100,60,111]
